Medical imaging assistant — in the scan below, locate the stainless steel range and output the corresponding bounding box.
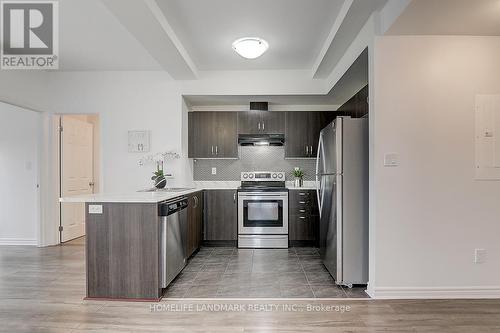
[237,171,288,249]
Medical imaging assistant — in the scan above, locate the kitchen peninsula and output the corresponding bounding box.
[61,182,317,300]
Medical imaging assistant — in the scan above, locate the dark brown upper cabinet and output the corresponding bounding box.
[188,112,238,158]
[285,112,335,158]
[238,111,285,134]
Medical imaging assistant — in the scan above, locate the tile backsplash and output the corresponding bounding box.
[193,146,316,181]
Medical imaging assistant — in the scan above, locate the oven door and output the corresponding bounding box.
[238,192,288,235]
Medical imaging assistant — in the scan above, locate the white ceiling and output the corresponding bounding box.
[387,0,500,36]
[155,0,345,71]
[47,0,388,79]
[59,0,162,71]
[313,0,386,78]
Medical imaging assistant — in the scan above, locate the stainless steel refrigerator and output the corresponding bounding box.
[316,117,368,287]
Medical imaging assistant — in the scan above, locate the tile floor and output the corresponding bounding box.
[164,247,368,298]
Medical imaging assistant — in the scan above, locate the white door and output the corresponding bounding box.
[61,116,94,242]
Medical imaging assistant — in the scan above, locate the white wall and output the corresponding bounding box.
[44,72,186,192]
[371,36,500,298]
[0,102,40,245]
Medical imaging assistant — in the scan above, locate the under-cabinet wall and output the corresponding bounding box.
[193,146,317,181]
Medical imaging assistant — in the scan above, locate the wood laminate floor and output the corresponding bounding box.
[0,242,499,332]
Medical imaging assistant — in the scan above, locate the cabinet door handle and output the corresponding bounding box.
[299,192,306,196]
[215,146,218,155]
[299,201,306,204]
[211,145,214,155]
[193,196,198,208]
[262,122,265,131]
[233,192,236,202]
[299,216,307,219]
[299,209,306,213]
[258,122,261,130]
[310,145,313,156]
[305,146,309,155]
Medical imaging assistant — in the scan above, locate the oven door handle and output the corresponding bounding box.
[238,192,288,197]
[238,195,288,201]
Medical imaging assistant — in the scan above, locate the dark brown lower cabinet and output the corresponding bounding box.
[186,191,203,257]
[204,189,237,242]
[85,202,161,300]
[288,190,319,246]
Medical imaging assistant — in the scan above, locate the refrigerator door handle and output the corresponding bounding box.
[316,133,324,216]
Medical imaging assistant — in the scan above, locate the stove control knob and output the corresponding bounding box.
[272,173,277,178]
[249,174,254,179]
[243,173,248,179]
[277,173,283,179]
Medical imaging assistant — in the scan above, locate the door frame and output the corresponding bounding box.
[38,113,101,246]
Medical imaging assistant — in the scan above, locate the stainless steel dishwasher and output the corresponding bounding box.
[159,197,188,289]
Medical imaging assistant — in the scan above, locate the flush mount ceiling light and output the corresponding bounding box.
[232,37,269,59]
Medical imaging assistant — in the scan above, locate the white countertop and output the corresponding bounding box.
[60,181,317,203]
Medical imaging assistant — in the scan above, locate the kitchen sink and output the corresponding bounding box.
[139,187,194,193]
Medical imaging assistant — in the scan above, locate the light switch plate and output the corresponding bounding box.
[88,204,103,214]
[384,153,400,167]
[212,167,217,175]
[474,248,487,264]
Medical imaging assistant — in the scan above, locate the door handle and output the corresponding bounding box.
[262,122,265,131]
[215,146,218,155]
[258,122,261,130]
[233,192,236,202]
[316,133,324,217]
[89,181,95,187]
[211,145,214,155]
[305,146,309,155]
[310,146,313,156]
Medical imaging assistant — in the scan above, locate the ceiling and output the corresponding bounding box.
[52,0,387,79]
[155,0,344,71]
[387,0,500,36]
[59,0,162,71]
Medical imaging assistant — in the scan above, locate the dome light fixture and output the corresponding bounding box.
[232,37,269,59]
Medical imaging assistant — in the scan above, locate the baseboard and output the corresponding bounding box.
[368,286,500,299]
[0,238,37,246]
[289,240,317,247]
[202,240,237,247]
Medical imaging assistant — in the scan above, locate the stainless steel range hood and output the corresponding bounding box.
[238,134,285,146]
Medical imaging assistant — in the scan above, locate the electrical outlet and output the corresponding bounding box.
[88,205,103,214]
[474,248,486,264]
[211,167,217,175]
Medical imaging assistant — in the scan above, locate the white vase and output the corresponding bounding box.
[294,177,303,187]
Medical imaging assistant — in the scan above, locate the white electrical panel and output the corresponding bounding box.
[128,130,150,153]
[475,95,500,180]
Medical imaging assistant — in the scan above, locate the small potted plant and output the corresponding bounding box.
[292,167,304,187]
[151,160,167,189]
